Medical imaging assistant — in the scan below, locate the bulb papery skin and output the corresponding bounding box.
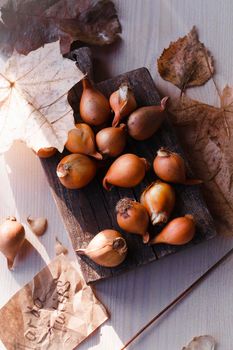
[110,84,137,127]
[127,97,168,141]
[56,153,97,189]
[76,229,127,267]
[140,181,175,225]
[150,214,195,245]
[66,123,102,159]
[0,217,25,269]
[80,77,111,126]
[103,153,150,190]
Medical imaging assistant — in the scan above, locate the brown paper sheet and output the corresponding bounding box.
[0,255,109,349]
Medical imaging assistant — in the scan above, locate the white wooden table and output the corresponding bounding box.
[1,1,233,349]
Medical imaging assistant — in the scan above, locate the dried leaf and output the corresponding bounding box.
[169,87,233,235]
[0,0,121,58]
[0,40,84,153]
[158,27,214,92]
[182,335,216,350]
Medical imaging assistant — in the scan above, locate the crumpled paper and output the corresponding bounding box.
[0,255,108,349]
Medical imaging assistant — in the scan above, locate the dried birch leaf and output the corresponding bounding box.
[158,27,214,92]
[182,335,216,350]
[0,0,121,58]
[0,40,84,153]
[169,88,233,235]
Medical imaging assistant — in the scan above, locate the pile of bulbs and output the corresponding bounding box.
[37,78,202,268]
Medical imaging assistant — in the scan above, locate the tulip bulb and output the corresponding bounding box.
[77,229,127,267]
[0,217,25,269]
[96,123,127,158]
[66,123,102,159]
[103,153,150,190]
[140,181,175,225]
[149,215,195,245]
[80,77,111,126]
[57,153,96,189]
[27,216,47,236]
[127,97,168,140]
[35,147,57,158]
[153,148,202,185]
[116,198,150,243]
[110,83,137,127]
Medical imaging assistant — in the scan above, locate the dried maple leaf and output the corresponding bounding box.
[0,40,84,153]
[182,335,216,350]
[169,87,233,235]
[0,0,121,58]
[158,27,214,92]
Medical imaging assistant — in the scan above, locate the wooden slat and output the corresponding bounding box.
[40,47,216,284]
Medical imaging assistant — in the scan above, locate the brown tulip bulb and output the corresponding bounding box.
[57,153,96,189]
[103,153,150,190]
[153,148,202,185]
[66,123,102,159]
[127,97,168,140]
[116,198,150,243]
[96,123,127,158]
[149,215,195,245]
[80,77,111,126]
[110,83,137,127]
[0,217,25,269]
[36,147,57,158]
[140,181,175,225]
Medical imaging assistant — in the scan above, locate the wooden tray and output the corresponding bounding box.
[40,47,216,284]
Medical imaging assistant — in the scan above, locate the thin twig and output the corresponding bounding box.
[120,247,233,350]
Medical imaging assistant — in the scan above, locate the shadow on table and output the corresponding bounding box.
[3,141,55,284]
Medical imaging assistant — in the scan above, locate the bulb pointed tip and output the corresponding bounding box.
[93,152,103,160]
[7,258,14,270]
[143,232,150,244]
[112,113,120,127]
[161,96,169,110]
[103,177,112,191]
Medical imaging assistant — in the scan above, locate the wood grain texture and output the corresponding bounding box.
[40,48,216,284]
[1,1,233,350]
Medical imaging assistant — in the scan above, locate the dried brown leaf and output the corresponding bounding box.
[182,335,216,350]
[158,27,214,92]
[0,40,84,153]
[169,88,233,235]
[0,0,121,58]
